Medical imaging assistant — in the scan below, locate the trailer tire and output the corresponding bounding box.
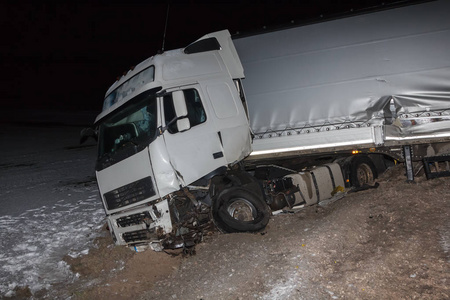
[350,156,378,187]
[212,187,270,233]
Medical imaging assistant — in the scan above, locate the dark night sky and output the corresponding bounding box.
[1,0,421,116]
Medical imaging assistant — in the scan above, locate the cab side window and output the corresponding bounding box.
[164,89,206,133]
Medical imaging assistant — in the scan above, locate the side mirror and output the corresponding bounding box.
[177,118,191,132]
[172,90,191,131]
[173,90,188,118]
[80,127,97,144]
[158,90,192,135]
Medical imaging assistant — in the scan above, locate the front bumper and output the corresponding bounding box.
[107,199,172,245]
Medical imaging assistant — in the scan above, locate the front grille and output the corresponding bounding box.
[104,176,156,210]
[116,211,153,228]
[122,228,155,244]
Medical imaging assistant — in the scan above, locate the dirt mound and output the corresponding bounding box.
[57,235,180,300]
[45,164,449,299]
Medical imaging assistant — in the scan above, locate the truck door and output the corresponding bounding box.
[161,85,227,185]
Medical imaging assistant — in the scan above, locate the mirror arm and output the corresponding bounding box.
[158,116,183,136]
[157,125,166,136]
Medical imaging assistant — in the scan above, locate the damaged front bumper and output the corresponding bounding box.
[106,195,215,251]
[107,199,172,246]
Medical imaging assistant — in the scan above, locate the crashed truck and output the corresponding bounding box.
[86,0,450,250]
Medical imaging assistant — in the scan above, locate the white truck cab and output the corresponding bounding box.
[94,31,260,247]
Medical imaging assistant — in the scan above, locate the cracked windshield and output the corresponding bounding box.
[98,91,157,158]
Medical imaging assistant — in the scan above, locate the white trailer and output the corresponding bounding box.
[83,0,450,250]
[235,1,450,167]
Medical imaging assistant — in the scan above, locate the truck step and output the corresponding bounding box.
[423,155,450,179]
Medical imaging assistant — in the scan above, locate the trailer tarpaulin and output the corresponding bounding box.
[233,0,450,144]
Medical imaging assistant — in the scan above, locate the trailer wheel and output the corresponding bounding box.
[212,187,270,233]
[350,156,378,187]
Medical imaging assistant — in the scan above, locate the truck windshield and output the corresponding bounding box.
[103,66,154,111]
[97,90,158,162]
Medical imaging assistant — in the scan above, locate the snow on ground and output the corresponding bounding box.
[0,123,105,297]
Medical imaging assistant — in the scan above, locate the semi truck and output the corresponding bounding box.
[84,0,450,250]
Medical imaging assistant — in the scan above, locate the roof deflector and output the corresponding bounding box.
[184,37,221,54]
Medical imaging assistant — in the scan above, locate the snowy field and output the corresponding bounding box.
[0,122,105,298]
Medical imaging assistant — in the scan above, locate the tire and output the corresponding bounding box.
[212,187,270,233]
[350,156,378,187]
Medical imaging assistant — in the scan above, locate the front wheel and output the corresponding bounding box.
[212,187,270,233]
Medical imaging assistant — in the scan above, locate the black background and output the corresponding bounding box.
[1,0,421,116]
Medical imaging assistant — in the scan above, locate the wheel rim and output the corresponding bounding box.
[356,163,374,186]
[227,198,256,221]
